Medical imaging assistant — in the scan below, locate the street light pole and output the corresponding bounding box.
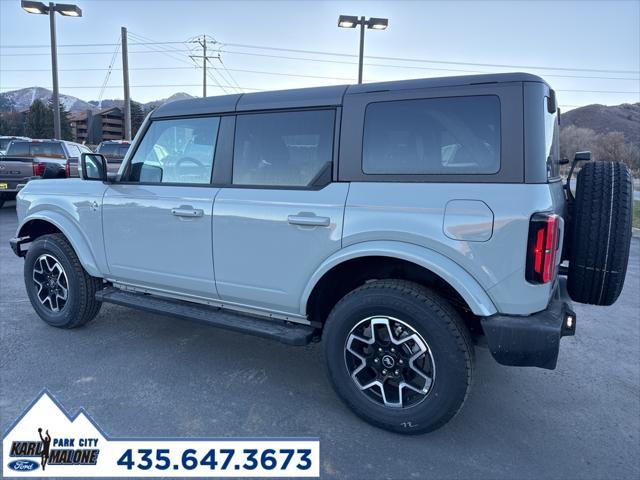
[338,15,389,84]
[357,16,365,84]
[22,1,82,140]
[48,2,61,139]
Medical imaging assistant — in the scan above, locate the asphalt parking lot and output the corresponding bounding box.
[1,202,638,479]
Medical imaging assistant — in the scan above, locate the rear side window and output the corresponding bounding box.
[363,95,501,175]
[126,116,219,184]
[6,141,29,156]
[232,110,335,187]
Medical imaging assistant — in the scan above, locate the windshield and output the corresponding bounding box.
[0,139,12,151]
[544,96,560,179]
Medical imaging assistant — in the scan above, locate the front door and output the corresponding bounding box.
[213,109,348,316]
[102,115,221,299]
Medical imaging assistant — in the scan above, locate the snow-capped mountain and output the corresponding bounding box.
[0,87,195,113]
[0,86,96,113]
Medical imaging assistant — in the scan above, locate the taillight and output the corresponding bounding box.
[65,162,71,177]
[32,162,46,177]
[526,213,560,284]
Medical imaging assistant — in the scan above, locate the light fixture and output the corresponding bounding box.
[55,3,82,16]
[21,1,48,14]
[21,1,83,140]
[338,15,358,28]
[368,17,388,30]
[337,15,389,84]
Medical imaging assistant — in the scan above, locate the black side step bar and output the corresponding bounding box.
[95,287,315,346]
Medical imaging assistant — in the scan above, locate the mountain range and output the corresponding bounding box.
[560,102,640,145]
[0,87,195,113]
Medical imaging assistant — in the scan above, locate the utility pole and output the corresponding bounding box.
[49,2,60,139]
[189,35,219,98]
[121,26,131,140]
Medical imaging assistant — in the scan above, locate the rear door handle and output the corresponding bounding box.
[287,214,330,227]
[171,207,204,218]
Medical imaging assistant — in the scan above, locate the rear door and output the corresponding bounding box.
[102,115,222,299]
[212,109,347,317]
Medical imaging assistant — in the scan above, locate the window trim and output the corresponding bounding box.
[118,114,222,187]
[361,94,502,176]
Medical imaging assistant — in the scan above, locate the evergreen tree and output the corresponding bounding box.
[25,99,50,138]
[47,98,73,140]
[0,111,26,136]
[130,101,145,137]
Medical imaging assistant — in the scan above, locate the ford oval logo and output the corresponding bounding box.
[8,459,39,471]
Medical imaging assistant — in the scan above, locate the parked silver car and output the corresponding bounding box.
[10,73,633,433]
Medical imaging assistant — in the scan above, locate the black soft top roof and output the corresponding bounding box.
[151,72,547,119]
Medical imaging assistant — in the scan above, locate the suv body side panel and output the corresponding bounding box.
[102,184,220,299]
[343,182,562,315]
[300,240,498,317]
[212,183,349,315]
[15,179,109,276]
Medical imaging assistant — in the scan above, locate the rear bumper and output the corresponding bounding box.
[0,177,36,194]
[480,278,575,370]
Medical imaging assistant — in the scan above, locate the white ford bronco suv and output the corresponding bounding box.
[10,73,633,434]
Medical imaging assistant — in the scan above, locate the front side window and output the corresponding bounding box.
[232,110,335,187]
[363,95,501,175]
[126,116,219,184]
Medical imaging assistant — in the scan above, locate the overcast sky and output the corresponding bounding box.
[1,0,639,109]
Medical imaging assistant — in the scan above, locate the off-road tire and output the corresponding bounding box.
[323,279,473,434]
[568,161,633,305]
[24,233,103,328]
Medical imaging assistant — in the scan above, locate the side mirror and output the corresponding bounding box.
[574,151,591,162]
[80,153,107,181]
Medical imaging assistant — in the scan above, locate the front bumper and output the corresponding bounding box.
[480,278,575,370]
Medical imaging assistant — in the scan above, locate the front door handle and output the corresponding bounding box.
[171,207,204,218]
[287,214,330,227]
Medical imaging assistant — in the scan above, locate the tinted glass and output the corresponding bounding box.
[99,143,129,160]
[363,96,501,175]
[6,141,29,156]
[67,144,81,158]
[233,110,334,187]
[0,139,12,150]
[127,117,219,184]
[544,96,560,179]
[29,142,66,158]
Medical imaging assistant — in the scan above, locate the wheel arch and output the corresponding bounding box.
[302,241,497,324]
[17,213,102,277]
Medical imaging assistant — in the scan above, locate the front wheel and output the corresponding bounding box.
[323,279,474,434]
[24,233,103,328]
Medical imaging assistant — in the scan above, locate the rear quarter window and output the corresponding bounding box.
[362,95,501,175]
[6,142,29,156]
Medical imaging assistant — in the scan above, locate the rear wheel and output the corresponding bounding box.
[24,233,103,328]
[323,279,473,434]
[568,161,633,305]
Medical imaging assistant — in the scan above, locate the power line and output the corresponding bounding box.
[0,84,263,90]
[222,42,640,75]
[0,41,186,48]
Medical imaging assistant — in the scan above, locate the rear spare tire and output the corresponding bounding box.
[568,161,633,305]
